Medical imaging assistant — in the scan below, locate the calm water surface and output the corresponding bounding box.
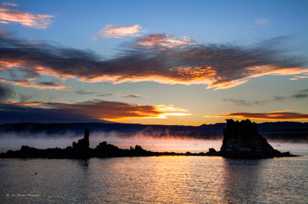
[0,144,308,204]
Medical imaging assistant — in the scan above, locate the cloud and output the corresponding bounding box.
[154,104,191,119]
[16,93,32,103]
[122,94,141,98]
[215,112,308,121]
[0,4,53,29]
[96,93,113,97]
[224,88,308,106]
[0,100,190,123]
[45,100,190,120]
[0,33,307,90]
[291,88,308,99]
[0,83,12,101]
[223,98,265,106]
[290,75,308,80]
[48,100,161,120]
[36,81,66,89]
[99,24,142,38]
[75,90,96,95]
[136,34,192,48]
[1,2,18,7]
[255,18,270,26]
[0,103,99,123]
[0,77,65,90]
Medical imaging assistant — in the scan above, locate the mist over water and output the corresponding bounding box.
[1,132,307,155]
[0,132,222,153]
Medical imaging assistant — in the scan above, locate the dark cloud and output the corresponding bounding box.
[123,94,141,98]
[0,83,12,102]
[0,103,99,123]
[0,100,188,123]
[45,100,161,120]
[292,88,308,99]
[37,81,64,88]
[0,33,307,89]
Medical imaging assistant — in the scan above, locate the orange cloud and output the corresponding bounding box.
[0,4,52,29]
[0,59,24,70]
[50,101,190,120]
[9,100,190,121]
[209,112,308,121]
[137,34,192,48]
[0,100,192,124]
[209,65,308,89]
[1,34,307,90]
[100,24,142,38]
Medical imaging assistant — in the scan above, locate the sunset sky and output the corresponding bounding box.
[0,0,308,125]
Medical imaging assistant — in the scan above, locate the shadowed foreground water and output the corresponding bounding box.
[0,153,308,204]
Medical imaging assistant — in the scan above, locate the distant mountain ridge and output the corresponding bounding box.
[0,121,308,141]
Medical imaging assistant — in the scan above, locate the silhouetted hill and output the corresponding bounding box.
[0,121,307,141]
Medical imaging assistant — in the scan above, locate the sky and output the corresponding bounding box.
[0,0,308,125]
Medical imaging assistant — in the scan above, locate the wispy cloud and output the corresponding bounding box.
[35,81,66,89]
[75,90,96,95]
[224,88,308,106]
[0,33,307,89]
[255,18,270,26]
[122,94,141,98]
[291,75,308,80]
[99,24,142,38]
[213,111,308,121]
[0,3,53,29]
[137,34,192,48]
[290,88,308,99]
[0,77,65,90]
[96,93,113,97]
[1,2,18,7]
[223,98,265,106]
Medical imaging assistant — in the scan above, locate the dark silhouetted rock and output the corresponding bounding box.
[71,129,90,158]
[220,119,293,158]
[205,148,219,156]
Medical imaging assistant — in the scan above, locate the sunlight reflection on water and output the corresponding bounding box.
[0,153,308,204]
[1,134,308,203]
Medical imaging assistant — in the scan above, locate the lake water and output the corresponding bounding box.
[0,142,308,204]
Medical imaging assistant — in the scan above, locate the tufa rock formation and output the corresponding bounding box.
[220,119,292,158]
[71,129,90,158]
